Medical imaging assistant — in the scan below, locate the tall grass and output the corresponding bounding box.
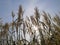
[0,5,60,45]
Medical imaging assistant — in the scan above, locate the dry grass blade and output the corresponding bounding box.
[34,7,40,22]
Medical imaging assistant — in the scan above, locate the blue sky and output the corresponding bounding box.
[0,0,60,23]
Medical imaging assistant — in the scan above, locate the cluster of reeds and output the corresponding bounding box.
[0,5,60,45]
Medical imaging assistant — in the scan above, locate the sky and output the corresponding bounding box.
[0,0,60,23]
